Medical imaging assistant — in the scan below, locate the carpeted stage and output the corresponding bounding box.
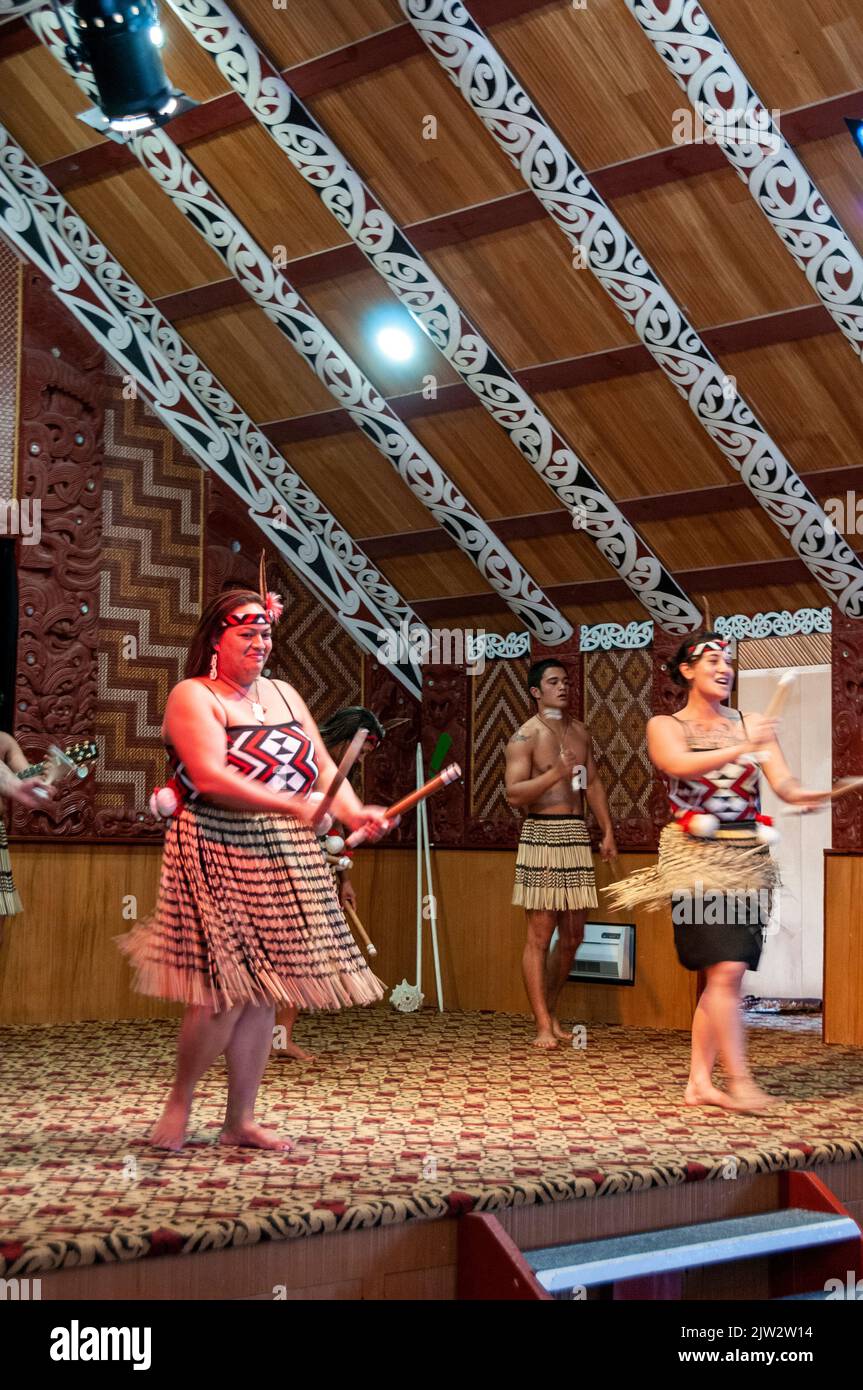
[3,1009,863,1299]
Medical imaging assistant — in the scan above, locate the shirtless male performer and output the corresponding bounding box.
[505,660,617,1048]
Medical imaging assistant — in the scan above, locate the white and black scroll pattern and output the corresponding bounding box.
[626,0,863,356]
[401,0,863,619]
[0,123,425,698]
[163,0,701,636]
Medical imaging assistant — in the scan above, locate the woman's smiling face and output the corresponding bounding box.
[216,604,273,682]
[682,646,734,701]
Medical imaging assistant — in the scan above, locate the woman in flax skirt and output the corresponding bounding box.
[605,631,830,1114]
[119,588,392,1151]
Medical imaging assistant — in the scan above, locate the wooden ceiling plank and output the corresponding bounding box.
[249,302,836,445]
[30,6,573,648]
[410,555,842,618]
[403,0,863,620]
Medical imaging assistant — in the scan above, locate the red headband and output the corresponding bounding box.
[685,637,729,660]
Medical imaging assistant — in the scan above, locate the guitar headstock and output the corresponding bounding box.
[17,740,99,784]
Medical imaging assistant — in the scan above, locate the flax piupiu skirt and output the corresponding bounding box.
[603,821,778,972]
[512,813,598,912]
[0,819,22,916]
[118,802,385,1013]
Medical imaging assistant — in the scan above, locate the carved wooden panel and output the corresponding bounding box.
[12,270,103,839]
[420,665,468,846]
[362,653,421,846]
[832,608,863,850]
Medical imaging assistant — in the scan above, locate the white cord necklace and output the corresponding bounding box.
[215,675,265,722]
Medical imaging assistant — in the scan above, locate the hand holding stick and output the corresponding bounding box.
[345,764,462,848]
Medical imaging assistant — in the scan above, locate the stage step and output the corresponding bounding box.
[525,1209,859,1296]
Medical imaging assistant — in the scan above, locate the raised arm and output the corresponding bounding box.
[756,729,833,807]
[646,714,778,780]
[164,681,316,820]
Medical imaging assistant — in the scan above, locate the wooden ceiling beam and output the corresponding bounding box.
[250,302,835,446]
[409,556,840,618]
[357,465,863,559]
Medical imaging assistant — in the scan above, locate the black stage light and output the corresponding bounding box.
[56,0,196,137]
[847,118,863,157]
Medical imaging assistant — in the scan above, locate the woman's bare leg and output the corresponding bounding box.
[273,1005,315,1062]
[221,1003,292,1150]
[693,962,770,1112]
[684,990,728,1106]
[151,1003,243,1150]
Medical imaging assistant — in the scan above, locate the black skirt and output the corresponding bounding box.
[671,884,767,972]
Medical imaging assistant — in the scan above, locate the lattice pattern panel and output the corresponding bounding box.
[92,368,202,839]
[584,648,654,851]
[465,656,528,848]
[268,559,361,731]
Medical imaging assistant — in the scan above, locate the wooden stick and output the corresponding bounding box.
[312,728,368,831]
[763,668,798,720]
[343,901,377,958]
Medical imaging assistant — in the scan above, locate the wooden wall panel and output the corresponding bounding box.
[832,607,863,850]
[308,53,523,226]
[823,853,863,1045]
[67,166,227,301]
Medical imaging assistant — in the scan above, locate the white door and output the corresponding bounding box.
[738,666,831,999]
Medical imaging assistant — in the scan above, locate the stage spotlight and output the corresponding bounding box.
[376,325,415,363]
[847,118,863,156]
[57,0,196,138]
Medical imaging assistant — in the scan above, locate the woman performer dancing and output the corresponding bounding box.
[606,632,830,1114]
[273,705,384,1062]
[119,589,391,1150]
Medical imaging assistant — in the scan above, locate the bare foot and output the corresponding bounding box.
[272,1040,316,1062]
[684,1081,737,1109]
[150,1097,191,1151]
[533,1029,559,1050]
[550,1018,571,1041]
[725,1079,773,1114]
[219,1123,293,1152]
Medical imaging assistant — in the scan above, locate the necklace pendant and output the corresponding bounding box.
[252,701,265,722]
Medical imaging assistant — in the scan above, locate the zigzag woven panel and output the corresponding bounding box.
[92,369,202,840]
[268,557,361,730]
[465,656,528,848]
[584,648,654,852]
[0,238,19,501]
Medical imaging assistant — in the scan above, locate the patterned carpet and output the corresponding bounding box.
[2,1009,862,1276]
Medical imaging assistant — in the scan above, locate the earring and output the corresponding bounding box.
[210,650,218,680]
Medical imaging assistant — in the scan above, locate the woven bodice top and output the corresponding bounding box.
[665,711,761,823]
[166,682,318,803]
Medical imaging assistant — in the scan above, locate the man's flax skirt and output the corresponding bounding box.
[512,813,597,912]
